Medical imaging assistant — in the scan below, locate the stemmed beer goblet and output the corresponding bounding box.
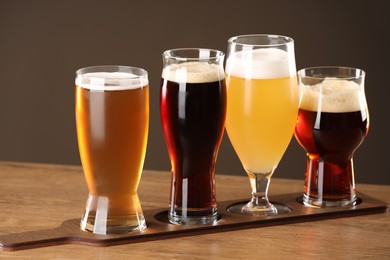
[225,35,299,215]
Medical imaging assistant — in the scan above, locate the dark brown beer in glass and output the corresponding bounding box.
[294,67,369,207]
[75,65,149,234]
[160,49,226,224]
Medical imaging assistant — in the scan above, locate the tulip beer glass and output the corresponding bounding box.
[160,48,227,225]
[294,66,369,207]
[225,35,299,216]
[75,65,149,234]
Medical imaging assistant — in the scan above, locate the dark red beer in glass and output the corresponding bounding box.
[160,49,226,224]
[294,67,369,207]
[295,110,368,203]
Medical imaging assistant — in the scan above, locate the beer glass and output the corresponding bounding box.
[75,65,149,234]
[225,35,299,216]
[294,66,369,207]
[160,48,227,225]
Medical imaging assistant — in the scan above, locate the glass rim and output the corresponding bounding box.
[162,48,225,62]
[76,65,148,78]
[75,65,148,90]
[298,66,366,80]
[228,34,294,48]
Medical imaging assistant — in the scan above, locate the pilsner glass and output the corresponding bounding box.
[75,65,149,234]
[160,48,226,225]
[225,35,299,216]
[294,66,369,207]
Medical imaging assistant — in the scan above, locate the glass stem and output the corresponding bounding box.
[247,171,273,209]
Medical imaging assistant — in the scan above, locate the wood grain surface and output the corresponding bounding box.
[0,161,389,258]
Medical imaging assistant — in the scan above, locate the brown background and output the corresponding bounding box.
[0,0,388,185]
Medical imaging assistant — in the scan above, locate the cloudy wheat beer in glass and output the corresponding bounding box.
[225,35,299,216]
[294,67,369,207]
[160,49,226,225]
[75,65,149,234]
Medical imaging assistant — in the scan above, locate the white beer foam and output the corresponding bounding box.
[162,62,225,83]
[76,72,148,91]
[225,48,294,79]
[299,78,366,113]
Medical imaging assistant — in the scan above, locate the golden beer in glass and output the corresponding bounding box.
[225,35,298,215]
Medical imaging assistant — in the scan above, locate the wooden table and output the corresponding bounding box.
[0,161,389,258]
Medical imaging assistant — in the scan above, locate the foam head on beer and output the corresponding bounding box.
[76,72,149,91]
[162,62,225,83]
[225,48,295,79]
[299,78,366,113]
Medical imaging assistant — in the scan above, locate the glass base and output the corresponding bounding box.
[80,194,146,234]
[227,201,291,216]
[303,194,357,208]
[81,214,146,234]
[169,207,218,225]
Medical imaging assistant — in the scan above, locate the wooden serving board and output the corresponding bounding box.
[0,192,387,251]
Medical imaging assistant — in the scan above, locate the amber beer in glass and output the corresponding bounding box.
[294,67,369,207]
[75,65,149,234]
[160,48,226,225]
